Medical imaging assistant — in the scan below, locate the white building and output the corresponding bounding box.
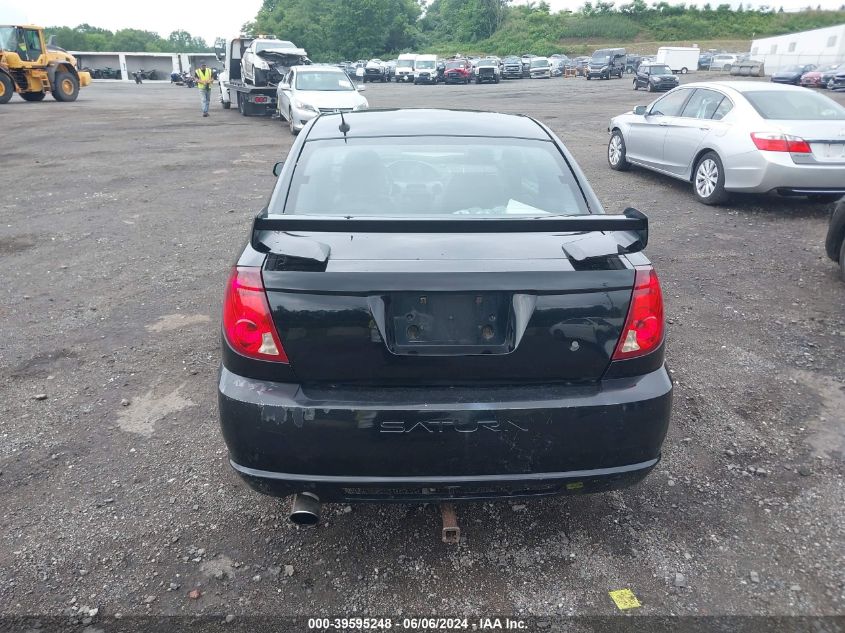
[750,24,845,74]
[71,51,219,81]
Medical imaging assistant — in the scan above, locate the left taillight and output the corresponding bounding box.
[612,265,664,361]
[222,266,288,363]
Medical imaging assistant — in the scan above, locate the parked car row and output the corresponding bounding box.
[336,51,638,86]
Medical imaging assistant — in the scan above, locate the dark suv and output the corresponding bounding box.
[587,47,626,80]
[502,56,524,79]
[633,63,679,92]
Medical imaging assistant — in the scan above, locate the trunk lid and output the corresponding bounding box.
[261,231,636,386]
[775,120,845,164]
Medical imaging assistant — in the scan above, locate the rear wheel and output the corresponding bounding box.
[289,108,298,136]
[633,80,638,90]
[53,71,79,102]
[647,82,654,92]
[680,67,688,74]
[0,73,13,104]
[21,91,46,101]
[693,151,729,205]
[608,130,630,172]
[827,78,835,89]
[840,239,845,282]
[222,97,231,109]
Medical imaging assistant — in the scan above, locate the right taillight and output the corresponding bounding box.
[612,265,664,361]
[750,132,811,153]
[222,266,288,363]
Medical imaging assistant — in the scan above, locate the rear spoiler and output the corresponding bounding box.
[254,208,647,239]
[251,208,648,263]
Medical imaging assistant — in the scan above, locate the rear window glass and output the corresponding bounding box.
[274,137,588,217]
[744,90,845,120]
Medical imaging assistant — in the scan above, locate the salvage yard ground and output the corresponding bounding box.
[1,78,844,620]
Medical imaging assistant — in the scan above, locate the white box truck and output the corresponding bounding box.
[655,46,700,74]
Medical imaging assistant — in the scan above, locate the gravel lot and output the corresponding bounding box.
[1,76,844,625]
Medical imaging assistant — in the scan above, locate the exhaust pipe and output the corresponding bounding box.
[289,492,321,526]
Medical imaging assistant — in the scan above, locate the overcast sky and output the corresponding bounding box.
[3,0,842,44]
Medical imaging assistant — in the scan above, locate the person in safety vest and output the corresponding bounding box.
[195,62,214,117]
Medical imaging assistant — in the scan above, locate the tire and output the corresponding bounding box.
[0,73,14,104]
[827,78,835,90]
[222,98,231,109]
[238,92,252,116]
[680,67,688,74]
[633,80,638,90]
[608,130,630,172]
[52,71,79,102]
[840,239,845,282]
[21,91,46,101]
[723,64,731,72]
[647,82,654,92]
[289,108,298,136]
[586,75,591,81]
[693,151,729,205]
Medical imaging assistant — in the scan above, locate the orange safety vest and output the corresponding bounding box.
[195,67,213,89]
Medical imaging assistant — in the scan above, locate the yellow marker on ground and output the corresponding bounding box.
[609,588,642,610]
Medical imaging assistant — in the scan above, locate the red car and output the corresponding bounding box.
[801,63,841,88]
[443,59,472,84]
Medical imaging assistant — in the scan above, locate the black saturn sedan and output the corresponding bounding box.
[218,109,673,524]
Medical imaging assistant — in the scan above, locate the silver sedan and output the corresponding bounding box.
[607,81,845,204]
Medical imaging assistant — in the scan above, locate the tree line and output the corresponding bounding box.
[45,2,845,60]
[246,0,845,59]
[45,24,211,53]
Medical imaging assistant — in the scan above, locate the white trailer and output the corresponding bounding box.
[655,46,700,74]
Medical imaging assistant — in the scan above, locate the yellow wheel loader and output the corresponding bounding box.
[0,25,91,104]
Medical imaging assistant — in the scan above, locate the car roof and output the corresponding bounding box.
[293,64,346,73]
[307,109,549,141]
[673,80,811,95]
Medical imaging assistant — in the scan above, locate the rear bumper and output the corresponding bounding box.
[218,365,673,501]
[230,458,660,502]
[724,149,845,194]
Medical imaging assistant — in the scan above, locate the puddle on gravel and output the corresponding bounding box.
[792,370,845,460]
[146,313,211,332]
[117,384,195,437]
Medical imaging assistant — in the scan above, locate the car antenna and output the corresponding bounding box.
[339,111,350,140]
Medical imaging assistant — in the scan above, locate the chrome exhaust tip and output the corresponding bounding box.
[289,492,321,526]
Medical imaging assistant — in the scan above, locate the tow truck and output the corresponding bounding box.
[215,36,307,116]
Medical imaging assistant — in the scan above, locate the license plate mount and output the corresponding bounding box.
[387,292,513,356]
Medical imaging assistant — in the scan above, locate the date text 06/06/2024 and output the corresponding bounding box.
[307,617,528,630]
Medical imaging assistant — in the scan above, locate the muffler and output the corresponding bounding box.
[289,492,321,526]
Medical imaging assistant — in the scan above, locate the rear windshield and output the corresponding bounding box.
[275,137,588,217]
[744,90,845,120]
[255,40,294,52]
[296,71,354,91]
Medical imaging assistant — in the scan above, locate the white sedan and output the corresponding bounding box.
[607,81,845,204]
[277,65,369,135]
